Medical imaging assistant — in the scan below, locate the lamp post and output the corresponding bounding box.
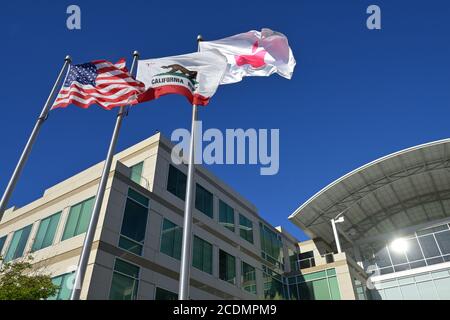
[330,215,345,253]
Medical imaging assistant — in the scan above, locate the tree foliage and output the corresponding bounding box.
[0,256,58,300]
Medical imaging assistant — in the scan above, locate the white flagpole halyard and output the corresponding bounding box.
[178,35,202,300]
[70,51,140,300]
[0,56,72,220]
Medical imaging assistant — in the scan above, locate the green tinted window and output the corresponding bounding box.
[62,197,95,241]
[48,273,73,300]
[219,249,236,284]
[219,200,235,232]
[195,184,213,218]
[260,224,283,268]
[128,188,149,207]
[328,276,341,300]
[263,267,285,299]
[312,278,331,300]
[155,287,178,300]
[109,259,139,300]
[4,225,32,262]
[32,212,61,252]
[119,190,149,255]
[160,219,182,260]
[239,214,253,243]
[0,236,6,254]
[130,162,143,184]
[167,165,186,200]
[242,262,257,294]
[192,236,213,274]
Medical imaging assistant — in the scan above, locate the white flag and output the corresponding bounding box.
[199,28,296,84]
[136,50,227,106]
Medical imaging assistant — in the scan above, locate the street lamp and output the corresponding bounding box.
[331,215,345,253]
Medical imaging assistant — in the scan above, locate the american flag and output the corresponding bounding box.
[52,59,145,110]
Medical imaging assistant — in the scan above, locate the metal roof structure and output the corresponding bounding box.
[289,139,450,249]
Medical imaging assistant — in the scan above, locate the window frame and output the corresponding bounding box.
[109,257,140,300]
[118,187,150,256]
[31,212,62,252]
[61,197,95,241]
[219,199,235,232]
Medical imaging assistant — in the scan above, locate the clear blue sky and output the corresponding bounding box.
[1,0,450,241]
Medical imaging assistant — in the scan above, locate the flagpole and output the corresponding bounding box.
[0,56,71,221]
[70,51,140,300]
[178,35,203,300]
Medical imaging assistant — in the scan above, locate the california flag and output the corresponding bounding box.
[136,50,227,106]
[199,28,296,84]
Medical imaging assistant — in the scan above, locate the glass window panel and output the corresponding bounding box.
[109,273,138,300]
[384,286,403,300]
[192,236,212,274]
[435,231,450,255]
[326,268,336,276]
[160,219,182,260]
[434,276,450,299]
[398,277,415,285]
[328,276,341,300]
[62,197,94,240]
[120,197,148,244]
[405,238,424,262]
[127,188,149,207]
[399,283,420,299]
[0,236,6,254]
[379,267,394,275]
[118,237,142,255]
[32,218,50,252]
[62,203,81,240]
[303,270,326,282]
[195,184,213,218]
[219,200,235,232]
[241,262,257,294]
[167,165,186,200]
[418,235,441,258]
[417,224,448,236]
[374,246,392,268]
[409,260,427,269]
[114,259,140,278]
[43,213,61,248]
[4,225,32,262]
[414,273,432,282]
[259,224,283,267]
[299,251,314,260]
[431,270,450,279]
[110,260,139,300]
[75,197,95,235]
[298,282,313,300]
[219,249,236,284]
[394,263,410,272]
[49,273,73,300]
[289,284,299,300]
[155,287,178,300]
[130,162,143,184]
[387,245,407,265]
[311,278,331,300]
[426,256,444,265]
[32,212,61,252]
[416,280,438,300]
[239,214,253,243]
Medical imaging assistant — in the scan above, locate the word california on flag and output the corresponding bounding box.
[136,50,227,106]
[52,59,145,110]
[199,28,296,84]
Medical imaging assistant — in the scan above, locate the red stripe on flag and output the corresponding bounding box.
[137,85,210,106]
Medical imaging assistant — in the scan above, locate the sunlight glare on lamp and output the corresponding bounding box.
[390,238,408,253]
